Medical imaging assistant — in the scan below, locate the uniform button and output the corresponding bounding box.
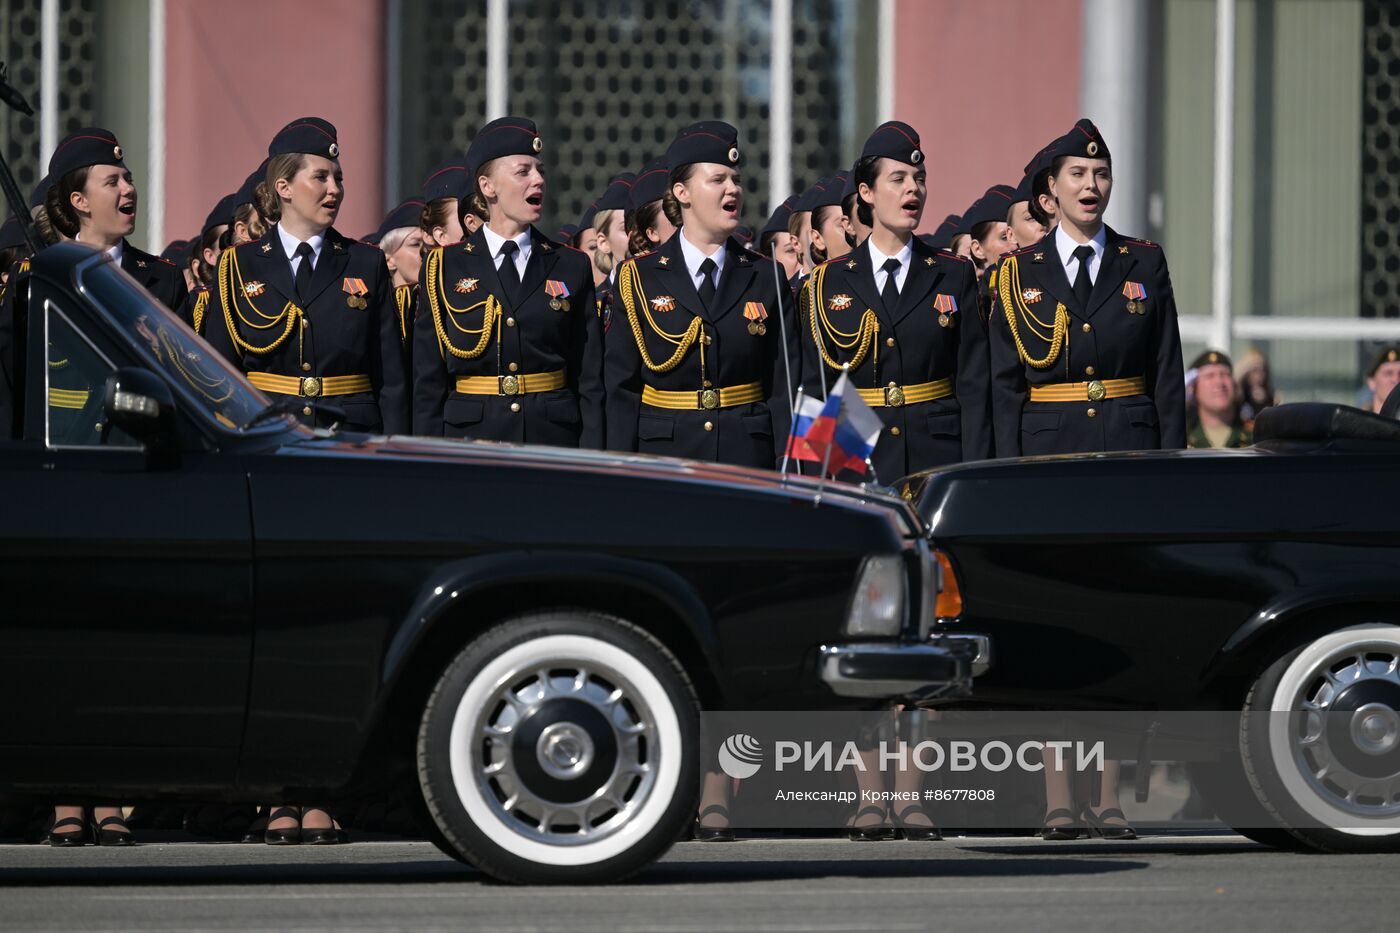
[890,426,901,437]
[506,317,516,327]
[1082,322,1092,333]
[302,406,312,416]
[1085,365,1095,376]
[703,421,714,432]
[302,362,312,372]
[886,337,895,347]
[1087,408,1097,418]
[301,319,309,329]
[510,402,521,413]
[508,362,519,373]
[702,334,712,346]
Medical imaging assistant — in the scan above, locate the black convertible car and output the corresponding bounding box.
[909,404,1400,853]
[0,243,972,882]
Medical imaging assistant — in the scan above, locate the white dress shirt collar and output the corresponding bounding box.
[482,224,533,275]
[277,224,325,266]
[1054,224,1108,282]
[678,230,727,290]
[867,236,913,293]
[76,234,123,266]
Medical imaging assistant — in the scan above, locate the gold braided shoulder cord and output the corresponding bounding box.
[192,290,210,334]
[393,285,411,341]
[808,263,879,373]
[998,254,1067,370]
[618,259,700,374]
[425,248,499,359]
[218,248,301,356]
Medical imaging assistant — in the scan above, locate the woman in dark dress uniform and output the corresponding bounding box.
[799,121,991,483]
[43,128,185,315]
[204,117,407,436]
[412,117,603,447]
[605,121,796,469]
[374,198,426,361]
[989,118,1185,458]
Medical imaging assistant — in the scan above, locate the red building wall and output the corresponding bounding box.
[163,0,386,242]
[893,0,1082,230]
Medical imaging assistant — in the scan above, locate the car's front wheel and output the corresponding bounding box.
[417,610,700,883]
[1240,623,1400,853]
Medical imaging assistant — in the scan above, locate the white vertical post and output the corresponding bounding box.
[147,0,165,249]
[769,0,792,212]
[877,0,895,122]
[1210,0,1236,352]
[486,0,509,121]
[1080,0,1150,237]
[384,0,403,208]
[40,0,59,167]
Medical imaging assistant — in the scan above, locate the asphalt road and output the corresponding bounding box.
[0,833,1396,933]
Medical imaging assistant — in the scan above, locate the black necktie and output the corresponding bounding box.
[880,257,902,314]
[294,242,315,304]
[497,239,521,304]
[697,257,717,310]
[1072,244,1095,310]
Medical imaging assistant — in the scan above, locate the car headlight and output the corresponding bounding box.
[845,555,908,637]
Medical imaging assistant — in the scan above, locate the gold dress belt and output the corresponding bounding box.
[455,370,566,396]
[1028,376,1146,403]
[247,372,372,398]
[855,377,954,408]
[642,382,763,411]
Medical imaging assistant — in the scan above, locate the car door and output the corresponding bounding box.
[0,284,254,786]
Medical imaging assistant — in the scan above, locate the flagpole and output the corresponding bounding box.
[780,386,805,476]
[813,365,847,507]
[771,253,797,420]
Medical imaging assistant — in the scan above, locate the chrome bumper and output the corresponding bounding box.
[938,632,993,677]
[818,641,972,701]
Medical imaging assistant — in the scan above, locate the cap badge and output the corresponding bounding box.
[113,145,123,160]
[243,280,266,298]
[1390,350,1399,363]
[910,150,923,164]
[328,143,339,158]
[1021,288,1042,304]
[455,277,478,294]
[829,294,853,311]
[532,136,543,154]
[651,295,675,312]
[1086,141,1099,157]
[728,147,740,164]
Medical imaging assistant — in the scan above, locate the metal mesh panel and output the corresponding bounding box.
[0,0,99,202]
[1361,0,1400,321]
[397,1,867,234]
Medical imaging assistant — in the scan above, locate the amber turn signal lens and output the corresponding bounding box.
[934,550,962,619]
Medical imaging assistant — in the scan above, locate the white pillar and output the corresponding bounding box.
[147,0,165,250]
[1079,0,1150,237]
[1210,0,1236,352]
[486,0,509,121]
[877,0,895,123]
[40,0,58,168]
[768,0,792,211]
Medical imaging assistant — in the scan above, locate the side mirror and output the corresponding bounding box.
[103,367,177,460]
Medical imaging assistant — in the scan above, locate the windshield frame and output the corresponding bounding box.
[70,249,308,440]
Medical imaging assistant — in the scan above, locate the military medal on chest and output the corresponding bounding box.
[1122,281,1147,314]
[829,294,853,311]
[933,293,959,328]
[651,295,676,313]
[342,277,369,309]
[243,280,266,298]
[544,279,572,312]
[744,301,768,336]
[455,277,478,294]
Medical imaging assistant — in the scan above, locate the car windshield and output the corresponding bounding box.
[75,257,272,431]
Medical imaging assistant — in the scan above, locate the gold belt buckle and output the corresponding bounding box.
[884,384,905,407]
[699,389,720,410]
[301,376,322,397]
[1086,379,1106,402]
[500,375,521,396]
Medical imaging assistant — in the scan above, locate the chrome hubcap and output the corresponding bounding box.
[472,662,657,846]
[1292,646,1400,818]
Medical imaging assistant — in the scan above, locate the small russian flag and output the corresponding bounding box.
[785,372,884,477]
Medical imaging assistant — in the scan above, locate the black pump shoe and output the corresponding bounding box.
[1082,807,1137,840]
[47,816,90,847]
[893,805,942,841]
[847,805,895,841]
[95,814,135,846]
[263,806,302,846]
[693,804,734,842]
[1039,807,1084,840]
[299,807,347,845]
